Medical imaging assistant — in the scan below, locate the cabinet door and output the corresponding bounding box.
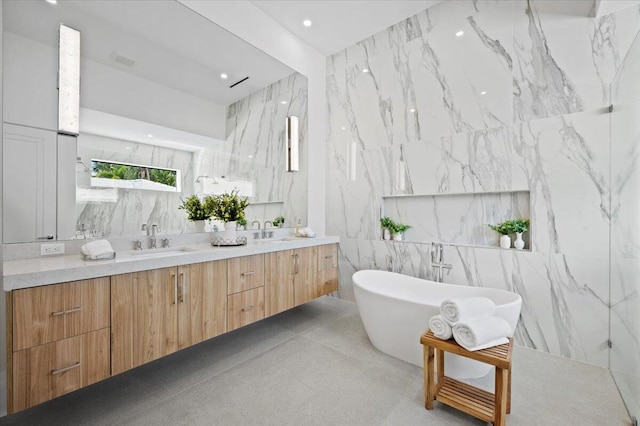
[65,277,110,338]
[228,287,265,331]
[3,123,56,243]
[227,254,265,294]
[293,246,318,307]
[111,268,178,374]
[318,244,338,271]
[318,268,339,296]
[265,250,295,317]
[178,260,227,349]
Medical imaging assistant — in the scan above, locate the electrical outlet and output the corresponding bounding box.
[41,243,65,256]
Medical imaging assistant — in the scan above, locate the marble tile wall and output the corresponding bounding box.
[610,27,640,419]
[327,0,640,369]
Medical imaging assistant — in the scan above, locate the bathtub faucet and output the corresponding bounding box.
[430,243,452,283]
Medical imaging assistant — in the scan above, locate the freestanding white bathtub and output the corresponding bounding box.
[353,270,522,379]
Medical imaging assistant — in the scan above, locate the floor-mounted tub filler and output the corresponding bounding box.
[352,270,522,379]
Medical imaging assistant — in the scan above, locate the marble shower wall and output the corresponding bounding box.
[327,0,640,368]
[610,29,640,419]
[222,72,308,227]
[76,133,195,236]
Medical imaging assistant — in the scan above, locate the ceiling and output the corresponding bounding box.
[252,1,442,56]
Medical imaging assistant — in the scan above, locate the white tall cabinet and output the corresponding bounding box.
[2,123,76,243]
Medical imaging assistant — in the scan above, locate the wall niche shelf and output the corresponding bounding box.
[380,190,532,251]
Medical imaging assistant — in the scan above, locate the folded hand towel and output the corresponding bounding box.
[452,316,511,351]
[429,315,452,340]
[440,297,496,326]
[80,239,114,259]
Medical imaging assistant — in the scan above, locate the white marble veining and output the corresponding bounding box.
[327,0,640,372]
[3,235,338,291]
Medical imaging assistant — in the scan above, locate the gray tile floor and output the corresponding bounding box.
[0,297,631,425]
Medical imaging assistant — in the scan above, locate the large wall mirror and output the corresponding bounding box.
[2,0,308,243]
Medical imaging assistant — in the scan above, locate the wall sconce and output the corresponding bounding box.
[286,116,299,172]
[58,24,81,135]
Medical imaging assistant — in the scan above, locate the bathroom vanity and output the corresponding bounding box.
[3,237,338,413]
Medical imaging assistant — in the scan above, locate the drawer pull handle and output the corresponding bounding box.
[325,280,332,285]
[324,255,333,259]
[241,305,254,312]
[241,271,255,276]
[51,306,82,316]
[52,361,80,375]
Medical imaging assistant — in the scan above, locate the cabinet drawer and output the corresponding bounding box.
[12,328,110,413]
[319,268,338,296]
[12,277,110,351]
[228,254,265,294]
[228,287,265,331]
[318,244,338,271]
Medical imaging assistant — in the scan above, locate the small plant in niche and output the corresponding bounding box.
[510,218,530,234]
[380,216,411,241]
[207,190,250,223]
[488,221,513,236]
[273,216,285,227]
[179,195,211,221]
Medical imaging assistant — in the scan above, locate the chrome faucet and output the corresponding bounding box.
[251,221,261,230]
[141,223,149,236]
[262,221,272,239]
[430,242,452,283]
[149,224,159,249]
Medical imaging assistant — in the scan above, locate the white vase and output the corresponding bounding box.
[193,220,206,232]
[514,232,525,250]
[392,233,403,241]
[223,221,237,241]
[383,229,391,240]
[500,234,511,249]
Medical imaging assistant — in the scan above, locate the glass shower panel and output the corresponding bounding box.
[610,30,640,422]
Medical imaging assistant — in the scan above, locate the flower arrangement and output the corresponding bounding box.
[178,195,211,221]
[206,190,249,223]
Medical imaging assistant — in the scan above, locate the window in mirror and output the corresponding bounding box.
[90,159,181,192]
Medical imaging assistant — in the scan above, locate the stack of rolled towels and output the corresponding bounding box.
[428,297,512,351]
[80,239,115,260]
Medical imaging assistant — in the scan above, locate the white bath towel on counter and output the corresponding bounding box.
[80,239,114,260]
[452,317,511,351]
[440,297,496,325]
[428,315,453,340]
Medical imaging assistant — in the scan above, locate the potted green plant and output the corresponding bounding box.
[236,217,247,231]
[380,216,394,240]
[488,221,514,249]
[273,216,285,227]
[390,222,411,241]
[179,195,211,232]
[206,190,249,241]
[510,218,530,250]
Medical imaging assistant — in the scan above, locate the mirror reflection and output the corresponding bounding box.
[3,0,308,243]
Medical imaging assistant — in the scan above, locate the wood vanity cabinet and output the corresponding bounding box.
[9,277,111,413]
[227,255,265,331]
[317,243,339,296]
[111,261,227,375]
[265,246,318,316]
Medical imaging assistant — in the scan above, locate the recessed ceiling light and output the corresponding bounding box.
[248,155,253,158]
[410,108,416,113]
[480,91,487,95]
[303,19,312,27]
[124,146,131,150]
[46,0,57,4]
[341,126,346,130]
[220,73,228,79]
[281,100,287,105]
[455,30,464,37]
[147,134,153,138]
[362,68,369,73]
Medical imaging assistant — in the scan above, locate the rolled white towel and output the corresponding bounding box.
[452,317,511,351]
[440,297,496,326]
[429,315,453,340]
[80,239,114,260]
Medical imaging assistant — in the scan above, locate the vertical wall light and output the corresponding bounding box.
[286,116,299,172]
[58,24,80,135]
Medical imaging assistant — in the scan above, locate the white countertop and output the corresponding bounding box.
[3,236,339,291]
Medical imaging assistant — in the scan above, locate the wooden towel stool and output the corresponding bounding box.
[420,329,513,426]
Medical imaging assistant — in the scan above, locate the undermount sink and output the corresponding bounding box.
[126,247,195,259]
[253,237,298,245]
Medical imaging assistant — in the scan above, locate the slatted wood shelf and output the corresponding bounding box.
[421,328,514,426]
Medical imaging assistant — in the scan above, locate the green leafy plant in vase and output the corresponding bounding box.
[273,216,285,227]
[380,216,394,240]
[206,190,250,241]
[236,217,247,230]
[179,195,212,232]
[511,218,529,250]
[390,222,411,241]
[488,221,515,249]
